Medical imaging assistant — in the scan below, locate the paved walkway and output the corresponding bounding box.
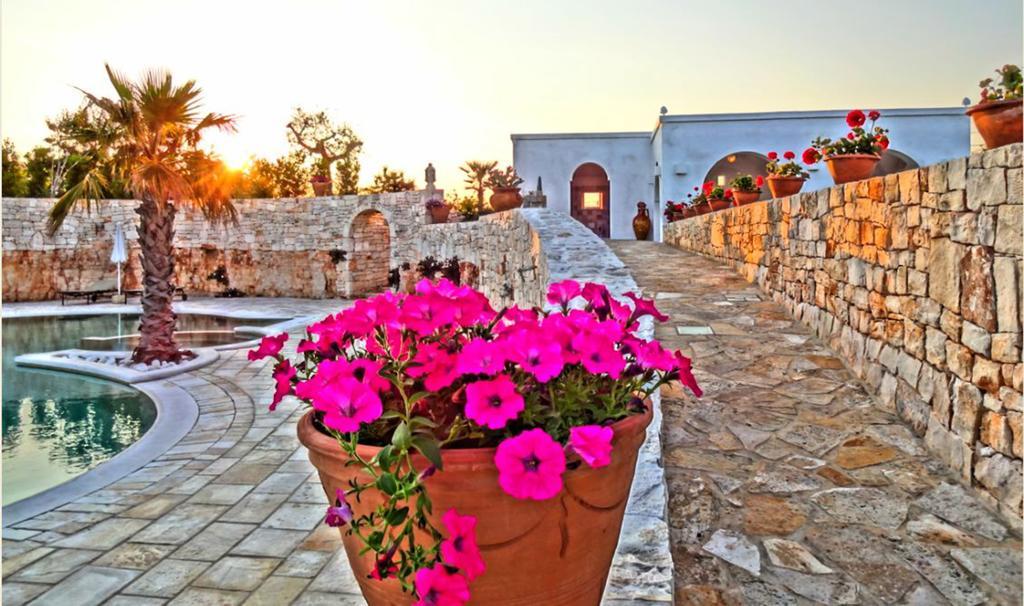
[608,241,1022,606]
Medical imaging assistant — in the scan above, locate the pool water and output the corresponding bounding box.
[1,314,277,505]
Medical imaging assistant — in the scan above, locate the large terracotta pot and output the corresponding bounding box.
[707,198,731,212]
[766,176,805,198]
[428,204,451,224]
[489,188,523,212]
[732,190,761,206]
[311,180,332,196]
[966,99,1023,149]
[824,154,880,185]
[297,405,652,606]
[632,202,652,240]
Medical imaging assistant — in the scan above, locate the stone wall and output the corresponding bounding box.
[2,192,429,301]
[663,144,1023,518]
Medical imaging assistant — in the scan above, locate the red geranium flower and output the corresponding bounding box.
[767,151,778,160]
[724,188,733,198]
[702,181,714,195]
[847,132,855,140]
[755,175,765,188]
[878,135,890,150]
[868,110,881,121]
[846,109,866,128]
[802,148,820,165]
[783,150,795,160]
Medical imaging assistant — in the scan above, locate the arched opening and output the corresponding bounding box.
[872,149,919,177]
[702,152,772,200]
[347,210,391,297]
[570,163,610,238]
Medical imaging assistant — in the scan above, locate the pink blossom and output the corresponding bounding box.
[569,425,614,468]
[413,565,470,606]
[325,488,353,527]
[270,360,296,411]
[581,282,611,311]
[295,358,387,404]
[507,330,564,382]
[248,332,288,361]
[465,375,524,429]
[546,279,582,307]
[631,339,675,372]
[441,509,486,580]
[574,334,626,378]
[673,351,703,397]
[456,338,507,376]
[400,293,456,335]
[407,343,461,391]
[494,429,566,500]
[308,377,383,433]
[624,292,669,322]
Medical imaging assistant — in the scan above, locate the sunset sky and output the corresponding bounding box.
[2,0,1021,192]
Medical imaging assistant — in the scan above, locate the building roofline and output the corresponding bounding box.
[658,106,966,124]
[511,131,651,142]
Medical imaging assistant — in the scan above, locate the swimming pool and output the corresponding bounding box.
[2,314,276,505]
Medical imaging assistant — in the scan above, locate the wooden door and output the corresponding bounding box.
[570,163,610,238]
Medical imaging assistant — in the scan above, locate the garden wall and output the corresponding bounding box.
[663,144,1023,519]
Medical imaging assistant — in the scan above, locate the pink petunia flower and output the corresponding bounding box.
[574,334,626,379]
[546,279,582,308]
[465,375,524,429]
[310,378,383,433]
[507,330,564,383]
[624,292,669,322]
[673,351,703,398]
[494,429,566,500]
[408,343,461,391]
[270,360,296,411]
[456,338,507,376]
[440,509,486,580]
[248,332,288,361]
[413,565,470,606]
[569,425,615,468]
[325,488,353,527]
[400,293,457,336]
[631,339,676,372]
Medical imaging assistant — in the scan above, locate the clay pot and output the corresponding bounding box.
[732,190,761,206]
[824,154,880,185]
[632,202,652,240]
[707,198,731,212]
[966,99,1023,150]
[297,404,652,606]
[428,204,451,224]
[766,176,805,198]
[681,207,697,219]
[489,187,523,212]
[311,180,332,197]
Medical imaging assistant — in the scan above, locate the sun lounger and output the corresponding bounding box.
[59,278,118,305]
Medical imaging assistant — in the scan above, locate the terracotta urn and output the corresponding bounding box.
[707,198,731,212]
[966,98,1023,149]
[297,404,652,606]
[632,202,652,240]
[489,187,523,212]
[311,179,332,197]
[732,190,761,206]
[766,176,806,198]
[428,204,451,224]
[824,154,880,185]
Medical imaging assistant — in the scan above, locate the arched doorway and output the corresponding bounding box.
[347,210,391,297]
[872,149,919,177]
[703,152,772,200]
[570,163,610,238]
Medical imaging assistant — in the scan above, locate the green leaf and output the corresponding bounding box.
[376,473,399,496]
[392,422,412,450]
[409,416,438,429]
[411,435,443,471]
[380,410,403,420]
[386,506,409,526]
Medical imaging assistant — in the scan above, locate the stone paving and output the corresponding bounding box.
[608,241,1022,606]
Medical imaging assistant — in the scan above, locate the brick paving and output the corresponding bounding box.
[608,241,1022,606]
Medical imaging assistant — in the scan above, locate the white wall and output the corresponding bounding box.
[511,134,654,240]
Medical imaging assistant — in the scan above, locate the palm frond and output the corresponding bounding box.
[46,168,108,236]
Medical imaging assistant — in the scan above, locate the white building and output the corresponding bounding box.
[511,107,970,241]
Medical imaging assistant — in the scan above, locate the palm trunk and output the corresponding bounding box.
[131,196,191,364]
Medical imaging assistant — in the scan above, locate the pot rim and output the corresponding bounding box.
[824,153,881,161]
[966,97,1023,115]
[766,175,806,182]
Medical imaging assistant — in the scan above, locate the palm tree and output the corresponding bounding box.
[47,65,236,364]
[459,160,497,214]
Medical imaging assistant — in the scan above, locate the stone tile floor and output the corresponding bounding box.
[608,241,1022,606]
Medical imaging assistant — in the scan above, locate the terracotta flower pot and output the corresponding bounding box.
[732,190,761,206]
[681,207,696,219]
[428,205,451,224]
[966,99,1023,150]
[824,154,880,185]
[766,176,806,198]
[311,180,332,196]
[297,405,652,606]
[489,188,523,212]
[707,198,731,212]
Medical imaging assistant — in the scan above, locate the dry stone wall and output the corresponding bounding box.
[663,144,1023,518]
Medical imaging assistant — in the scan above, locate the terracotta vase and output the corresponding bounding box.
[297,405,652,606]
[766,176,805,198]
[824,154,880,185]
[489,188,523,212]
[732,190,761,206]
[707,198,731,212]
[428,205,451,224]
[632,202,652,240]
[966,99,1023,150]
[311,180,332,196]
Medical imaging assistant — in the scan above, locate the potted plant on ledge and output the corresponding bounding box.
[425,197,451,224]
[966,64,1022,149]
[311,173,332,197]
[487,166,525,212]
[764,150,810,197]
[729,174,763,206]
[703,181,732,211]
[252,279,701,606]
[805,109,889,185]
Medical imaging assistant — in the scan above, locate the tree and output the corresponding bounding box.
[47,65,236,364]
[364,166,415,194]
[233,158,277,198]
[25,146,55,197]
[286,108,362,195]
[273,151,310,197]
[460,160,497,213]
[45,104,129,198]
[2,139,28,197]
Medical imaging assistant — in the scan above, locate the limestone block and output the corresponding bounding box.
[927,238,965,312]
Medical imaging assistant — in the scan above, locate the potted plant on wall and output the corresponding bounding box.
[966,64,1023,149]
[252,279,701,606]
[729,174,763,206]
[703,181,732,211]
[805,109,889,185]
[764,150,810,197]
[487,166,525,212]
[425,197,451,224]
[311,173,332,197]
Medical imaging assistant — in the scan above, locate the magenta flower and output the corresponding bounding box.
[408,343,461,391]
[248,332,288,361]
[310,378,383,433]
[465,375,524,429]
[456,338,507,376]
[546,279,582,307]
[400,293,456,336]
[441,509,486,580]
[624,292,669,322]
[631,339,675,372]
[369,545,399,580]
[413,565,470,606]
[269,360,296,411]
[569,425,614,468]
[508,331,564,383]
[494,429,566,500]
[672,351,703,397]
[325,488,353,527]
[574,334,626,379]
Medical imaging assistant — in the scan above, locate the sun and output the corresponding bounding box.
[223,152,251,172]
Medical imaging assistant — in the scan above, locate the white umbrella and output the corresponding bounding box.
[111,223,128,296]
